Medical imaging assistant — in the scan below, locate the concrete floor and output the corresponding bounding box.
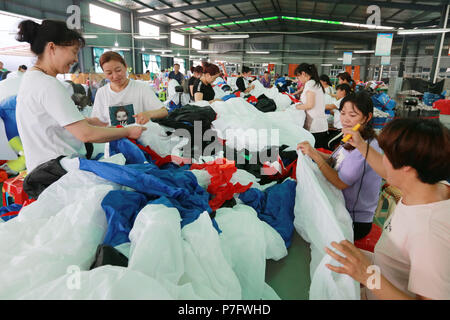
[265,232,312,300]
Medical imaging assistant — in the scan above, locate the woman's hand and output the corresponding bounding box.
[325,240,372,285]
[342,126,364,150]
[297,141,318,160]
[126,125,147,140]
[133,112,152,125]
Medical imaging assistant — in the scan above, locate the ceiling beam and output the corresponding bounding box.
[308,0,443,12]
[172,12,405,30]
[137,0,247,18]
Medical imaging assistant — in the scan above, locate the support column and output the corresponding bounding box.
[398,36,408,78]
[430,4,449,83]
[412,40,421,75]
[131,11,136,74]
[281,35,285,75]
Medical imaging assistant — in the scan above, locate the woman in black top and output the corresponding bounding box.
[236,66,255,94]
[188,65,203,100]
[193,62,222,103]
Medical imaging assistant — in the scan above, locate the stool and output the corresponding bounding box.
[354,223,382,253]
[2,173,29,206]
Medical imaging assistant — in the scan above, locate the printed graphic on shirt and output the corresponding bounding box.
[109,104,135,126]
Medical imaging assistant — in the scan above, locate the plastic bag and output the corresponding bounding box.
[293,151,359,300]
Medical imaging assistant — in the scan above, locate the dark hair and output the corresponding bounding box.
[174,63,180,67]
[115,106,129,118]
[337,72,356,91]
[378,118,450,184]
[100,51,127,69]
[339,91,376,148]
[16,20,85,56]
[294,63,324,93]
[264,71,269,74]
[19,65,27,70]
[242,66,251,74]
[194,65,203,74]
[202,62,220,76]
[336,83,351,96]
[319,74,332,86]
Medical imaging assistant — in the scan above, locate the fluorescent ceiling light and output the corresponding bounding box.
[137,8,152,13]
[397,28,449,35]
[153,49,172,52]
[209,34,249,39]
[321,64,333,66]
[111,47,130,51]
[337,57,356,60]
[246,51,270,54]
[82,34,98,39]
[197,50,218,53]
[353,50,375,53]
[133,35,168,39]
[161,54,174,57]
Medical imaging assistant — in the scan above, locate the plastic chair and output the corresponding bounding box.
[374,183,401,226]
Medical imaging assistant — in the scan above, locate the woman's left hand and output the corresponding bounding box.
[297,141,317,159]
[133,112,151,125]
[325,240,372,285]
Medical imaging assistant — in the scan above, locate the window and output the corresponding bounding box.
[192,39,202,50]
[139,21,159,37]
[171,31,185,46]
[142,54,161,74]
[89,4,121,30]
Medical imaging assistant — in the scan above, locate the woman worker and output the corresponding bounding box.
[298,91,383,240]
[92,51,168,125]
[324,118,450,300]
[15,20,145,180]
[193,62,222,104]
[294,63,329,149]
[188,65,203,101]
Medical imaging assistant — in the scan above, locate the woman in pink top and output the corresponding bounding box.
[324,118,450,300]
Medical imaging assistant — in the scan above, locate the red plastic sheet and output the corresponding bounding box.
[128,138,192,167]
[191,158,253,211]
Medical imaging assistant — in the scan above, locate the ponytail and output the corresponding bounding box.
[338,72,356,92]
[294,63,324,93]
[16,19,85,56]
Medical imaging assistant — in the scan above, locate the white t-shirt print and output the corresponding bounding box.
[92,79,164,126]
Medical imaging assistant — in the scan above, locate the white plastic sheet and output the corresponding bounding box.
[293,151,359,300]
[211,98,313,152]
[137,120,188,157]
[215,204,285,300]
[250,80,293,111]
[180,211,242,299]
[0,170,119,299]
[0,76,22,102]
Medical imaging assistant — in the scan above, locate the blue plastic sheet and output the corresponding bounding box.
[239,179,297,247]
[0,95,19,140]
[0,203,22,222]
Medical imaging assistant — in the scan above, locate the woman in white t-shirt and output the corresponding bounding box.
[324,118,450,300]
[319,74,335,97]
[294,63,328,148]
[91,51,167,126]
[15,20,145,175]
